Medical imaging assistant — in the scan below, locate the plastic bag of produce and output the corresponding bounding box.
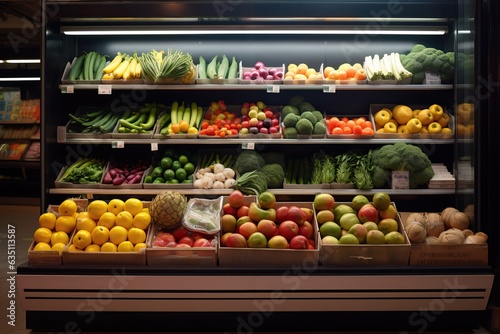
[182,196,223,235]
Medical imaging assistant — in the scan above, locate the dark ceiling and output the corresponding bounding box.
[0,1,41,60]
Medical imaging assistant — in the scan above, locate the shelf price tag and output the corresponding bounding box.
[111,141,125,149]
[98,85,112,95]
[61,85,74,94]
[241,142,255,150]
[266,85,280,93]
[323,85,336,93]
[151,142,158,151]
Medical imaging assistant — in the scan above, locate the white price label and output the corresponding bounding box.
[241,142,255,150]
[323,85,336,93]
[61,85,74,94]
[266,85,280,93]
[112,141,125,149]
[98,85,112,95]
[151,143,158,151]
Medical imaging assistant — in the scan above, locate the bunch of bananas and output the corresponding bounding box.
[102,52,142,80]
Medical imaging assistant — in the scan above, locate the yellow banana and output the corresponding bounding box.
[135,62,142,79]
[128,57,137,78]
[122,62,132,80]
[102,73,114,80]
[113,55,131,79]
[102,53,123,74]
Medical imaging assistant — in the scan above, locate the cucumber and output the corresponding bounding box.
[67,54,86,81]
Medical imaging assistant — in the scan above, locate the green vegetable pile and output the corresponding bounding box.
[400,44,455,84]
[60,157,105,184]
[281,96,327,138]
[370,142,434,189]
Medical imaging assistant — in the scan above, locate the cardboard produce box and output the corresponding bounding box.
[319,202,410,267]
[400,212,489,267]
[218,201,320,267]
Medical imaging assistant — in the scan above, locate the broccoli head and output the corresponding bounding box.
[234,150,266,175]
[411,44,426,53]
[410,166,435,188]
[371,165,391,188]
[295,118,314,135]
[259,163,285,188]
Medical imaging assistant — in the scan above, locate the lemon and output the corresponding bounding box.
[39,212,57,229]
[124,198,143,217]
[51,242,66,254]
[34,227,52,244]
[98,212,116,230]
[76,212,97,232]
[73,230,92,250]
[58,199,78,216]
[132,212,151,230]
[55,215,76,234]
[68,244,83,252]
[85,244,101,252]
[50,231,69,245]
[107,198,125,215]
[115,211,133,229]
[87,200,108,220]
[33,242,51,251]
[128,227,146,245]
[134,242,147,252]
[109,226,128,245]
[117,240,134,252]
[91,226,109,246]
[100,242,117,252]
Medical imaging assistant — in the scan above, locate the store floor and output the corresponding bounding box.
[0,203,493,334]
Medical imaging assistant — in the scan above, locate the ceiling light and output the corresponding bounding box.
[0,77,41,81]
[4,59,41,64]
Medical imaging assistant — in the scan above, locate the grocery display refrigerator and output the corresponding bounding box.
[16,0,499,332]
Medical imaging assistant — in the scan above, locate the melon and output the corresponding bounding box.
[149,191,188,230]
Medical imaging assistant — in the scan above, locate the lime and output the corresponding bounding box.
[163,169,175,181]
[186,173,193,180]
[184,162,195,175]
[167,179,179,184]
[160,157,173,169]
[153,177,165,184]
[172,160,182,171]
[182,179,193,184]
[151,166,164,178]
[175,168,187,182]
[144,175,153,183]
[178,155,189,166]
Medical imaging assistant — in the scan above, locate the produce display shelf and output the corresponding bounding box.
[0,160,40,168]
[47,187,458,196]
[0,120,38,125]
[59,83,453,92]
[56,137,455,145]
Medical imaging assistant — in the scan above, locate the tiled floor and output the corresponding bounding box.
[0,203,493,334]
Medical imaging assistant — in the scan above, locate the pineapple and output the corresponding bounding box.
[149,191,187,230]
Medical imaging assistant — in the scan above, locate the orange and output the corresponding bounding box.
[33,242,51,251]
[124,198,143,216]
[337,70,347,80]
[179,120,189,133]
[343,126,352,134]
[34,227,52,244]
[87,200,108,221]
[323,66,335,78]
[171,123,180,134]
[345,66,357,79]
[296,63,308,75]
[332,127,344,135]
[58,199,78,216]
[55,215,76,234]
[305,68,316,79]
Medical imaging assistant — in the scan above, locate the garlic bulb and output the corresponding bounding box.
[426,213,445,238]
[405,221,427,243]
[424,236,440,244]
[464,232,488,244]
[438,228,466,244]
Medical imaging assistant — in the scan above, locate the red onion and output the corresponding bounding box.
[268,67,277,75]
[258,68,268,78]
[254,61,265,69]
[273,70,284,79]
[250,71,259,80]
[265,74,274,80]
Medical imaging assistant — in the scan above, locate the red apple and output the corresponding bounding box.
[172,226,189,241]
[193,238,212,247]
[301,208,314,223]
[257,219,279,239]
[308,239,315,248]
[152,237,167,247]
[226,233,247,248]
[289,235,309,249]
[299,221,314,239]
[238,221,258,239]
[264,110,274,119]
[223,203,238,216]
[286,206,306,225]
[220,232,233,247]
[259,127,269,134]
[278,220,299,241]
[269,126,279,134]
[271,118,279,127]
[229,190,245,208]
[275,206,289,224]
[237,205,249,218]
[357,203,379,223]
[178,236,194,247]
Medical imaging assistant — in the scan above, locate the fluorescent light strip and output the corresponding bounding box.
[0,77,41,81]
[5,59,40,64]
[64,29,446,36]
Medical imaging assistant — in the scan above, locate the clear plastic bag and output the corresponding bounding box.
[182,196,223,235]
